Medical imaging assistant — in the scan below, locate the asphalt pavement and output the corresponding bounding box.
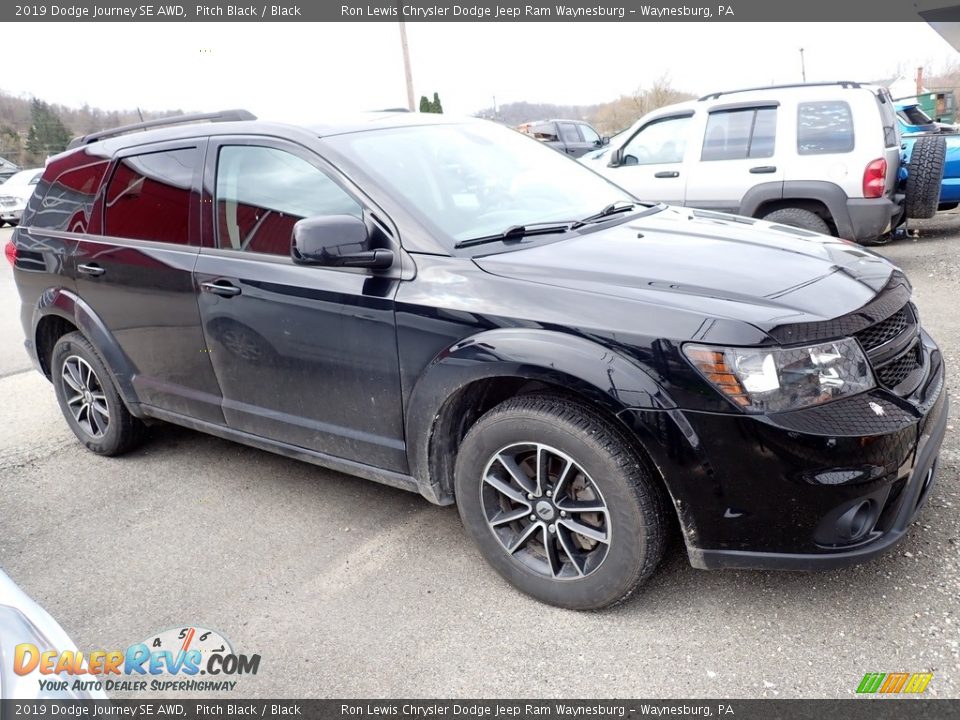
[0,221,958,699]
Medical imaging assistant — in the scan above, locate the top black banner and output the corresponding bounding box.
[5,0,960,22]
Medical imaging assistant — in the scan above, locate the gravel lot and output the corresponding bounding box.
[0,219,957,699]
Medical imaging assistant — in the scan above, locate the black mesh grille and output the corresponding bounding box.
[876,345,922,388]
[855,307,910,351]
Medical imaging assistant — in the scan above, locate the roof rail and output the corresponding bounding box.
[66,109,257,149]
[698,81,862,102]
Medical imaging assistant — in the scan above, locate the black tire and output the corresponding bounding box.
[938,202,959,212]
[761,207,831,235]
[905,135,946,219]
[454,393,668,610]
[51,331,146,456]
[7,220,18,227]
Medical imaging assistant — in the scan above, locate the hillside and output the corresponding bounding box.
[0,89,188,167]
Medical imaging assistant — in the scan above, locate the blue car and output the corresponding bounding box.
[897,102,960,209]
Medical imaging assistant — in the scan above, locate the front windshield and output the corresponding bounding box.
[326,121,635,245]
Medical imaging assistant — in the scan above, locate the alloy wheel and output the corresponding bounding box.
[481,442,611,579]
[61,355,110,439]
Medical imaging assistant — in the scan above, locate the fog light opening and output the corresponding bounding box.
[836,500,877,542]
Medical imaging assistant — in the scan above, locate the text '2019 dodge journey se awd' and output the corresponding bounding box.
[11,110,948,610]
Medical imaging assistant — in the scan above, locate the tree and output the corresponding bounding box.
[0,125,23,167]
[419,93,444,114]
[25,99,71,163]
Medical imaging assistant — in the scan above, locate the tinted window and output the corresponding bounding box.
[32,160,110,232]
[622,116,691,165]
[558,123,581,144]
[215,145,361,256]
[104,148,197,243]
[797,101,854,155]
[899,106,932,126]
[579,124,601,144]
[530,122,558,141]
[701,108,777,161]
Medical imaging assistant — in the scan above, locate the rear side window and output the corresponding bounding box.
[28,159,110,232]
[215,145,361,256]
[797,101,855,155]
[104,147,198,244]
[530,123,558,141]
[558,123,580,144]
[701,107,777,161]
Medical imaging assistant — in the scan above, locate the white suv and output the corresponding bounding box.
[583,82,938,244]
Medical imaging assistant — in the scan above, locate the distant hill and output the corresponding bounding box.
[0,89,189,166]
[474,101,602,127]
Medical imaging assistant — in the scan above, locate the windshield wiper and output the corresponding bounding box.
[454,222,574,249]
[572,201,637,228]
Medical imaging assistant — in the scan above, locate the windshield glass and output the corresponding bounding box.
[325,121,635,245]
[899,106,934,126]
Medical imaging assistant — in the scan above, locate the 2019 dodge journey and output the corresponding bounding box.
[10,110,948,609]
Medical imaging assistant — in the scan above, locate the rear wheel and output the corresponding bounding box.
[761,207,831,235]
[905,135,946,219]
[51,332,146,456]
[454,394,667,610]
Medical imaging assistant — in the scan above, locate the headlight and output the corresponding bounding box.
[683,338,874,413]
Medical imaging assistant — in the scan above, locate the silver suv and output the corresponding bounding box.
[583,81,944,244]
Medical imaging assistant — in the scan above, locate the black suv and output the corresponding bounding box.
[10,111,948,610]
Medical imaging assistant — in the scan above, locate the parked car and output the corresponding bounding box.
[516,119,606,157]
[0,158,20,183]
[0,168,43,226]
[10,110,947,610]
[582,81,945,244]
[0,567,108,699]
[896,102,960,213]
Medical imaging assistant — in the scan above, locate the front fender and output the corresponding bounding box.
[33,287,143,415]
[404,327,675,502]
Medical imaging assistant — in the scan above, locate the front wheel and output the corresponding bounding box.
[455,394,668,610]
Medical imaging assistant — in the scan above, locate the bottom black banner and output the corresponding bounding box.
[1,700,958,720]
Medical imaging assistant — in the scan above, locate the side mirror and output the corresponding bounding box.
[291,215,394,271]
[601,136,610,146]
[608,147,623,167]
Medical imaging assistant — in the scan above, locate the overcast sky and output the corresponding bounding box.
[3,22,958,122]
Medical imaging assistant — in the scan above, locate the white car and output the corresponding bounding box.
[582,82,943,244]
[0,169,43,227]
[0,568,107,699]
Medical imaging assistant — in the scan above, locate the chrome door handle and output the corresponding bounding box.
[78,263,106,277]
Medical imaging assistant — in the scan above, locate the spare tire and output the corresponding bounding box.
[905,135,946,219]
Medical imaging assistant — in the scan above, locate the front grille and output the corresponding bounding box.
[876,344,922,388]
[854,303,924,395]
[855,307,909,351]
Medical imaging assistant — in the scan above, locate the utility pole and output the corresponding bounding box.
[492,95,498,121]
[398,21,415,111]
[799,48,806,83]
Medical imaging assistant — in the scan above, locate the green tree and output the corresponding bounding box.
[419,95,432,113]
[0,125,23,167]
[431,92,443,114]
[25,99,71,163]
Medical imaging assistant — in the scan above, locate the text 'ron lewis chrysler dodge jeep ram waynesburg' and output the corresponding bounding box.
[10,110,948,609]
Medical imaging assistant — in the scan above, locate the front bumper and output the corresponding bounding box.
[619,330,947,571]
[0,207,22,222]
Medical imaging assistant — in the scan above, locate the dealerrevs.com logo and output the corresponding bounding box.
[14,626,260,693]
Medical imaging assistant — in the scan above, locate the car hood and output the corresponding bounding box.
[474,206,898,329]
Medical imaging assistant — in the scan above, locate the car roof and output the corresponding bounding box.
[52,111,483,162]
